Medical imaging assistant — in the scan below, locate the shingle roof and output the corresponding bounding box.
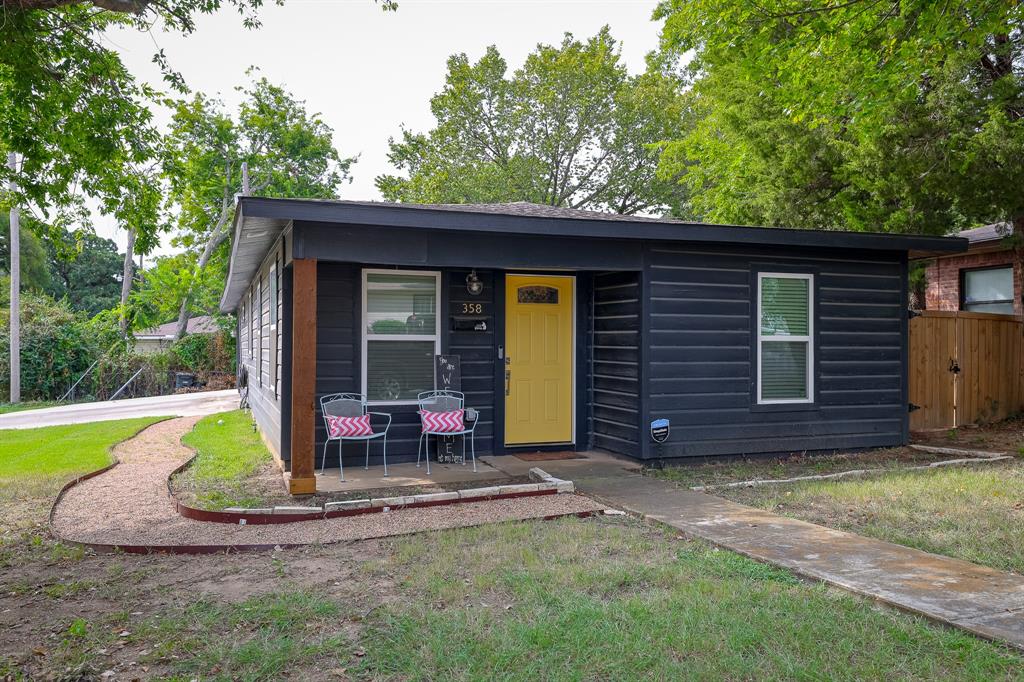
[282,198,681,224]
[135,315,219,339]
[957,222,1014,244]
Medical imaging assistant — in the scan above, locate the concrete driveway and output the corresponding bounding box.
[0,390,239,430]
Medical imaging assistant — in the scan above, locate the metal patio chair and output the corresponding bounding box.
[319,393,392,481]
[416,389,478,475]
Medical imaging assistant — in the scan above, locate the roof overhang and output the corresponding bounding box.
[219,200,291,312]
[220,196,970,311]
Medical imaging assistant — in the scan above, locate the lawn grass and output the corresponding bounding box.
[719,460,1024,574]
[0,417,164,565]
[32,518,1022,681]
[0,400,62,415]
[178,409,275,510]
[352,519,1021,680]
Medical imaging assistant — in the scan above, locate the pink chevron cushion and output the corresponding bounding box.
[326,413,373,438]
[419,409,465,433]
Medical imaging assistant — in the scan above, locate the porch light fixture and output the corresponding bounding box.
[466,269,483,296]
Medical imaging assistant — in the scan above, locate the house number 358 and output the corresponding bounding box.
[460,303,483,314]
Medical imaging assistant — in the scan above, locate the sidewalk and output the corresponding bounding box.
[486,452,1024,650]
[0,389,238,429]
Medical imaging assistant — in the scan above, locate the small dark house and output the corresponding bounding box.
[220,198,964,493]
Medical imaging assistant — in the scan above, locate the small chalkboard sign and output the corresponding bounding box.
[434,354,464,463]
[435,354,461,392]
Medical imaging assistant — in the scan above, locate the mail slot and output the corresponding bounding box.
[451,316,489,332]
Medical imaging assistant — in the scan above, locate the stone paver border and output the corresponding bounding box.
[168,456,577,525]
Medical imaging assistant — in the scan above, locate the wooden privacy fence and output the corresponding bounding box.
[909,311,1024,431]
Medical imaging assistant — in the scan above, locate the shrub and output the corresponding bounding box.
[0,292,108,400]
[170,329,236,374]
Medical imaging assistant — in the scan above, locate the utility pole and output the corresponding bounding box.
[7,152,20,404]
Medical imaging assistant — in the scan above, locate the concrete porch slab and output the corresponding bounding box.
[315,458,506,493]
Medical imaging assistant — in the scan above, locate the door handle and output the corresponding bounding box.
[505,369,511,396]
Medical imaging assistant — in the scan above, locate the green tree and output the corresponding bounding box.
[377,28,690,215]
[1,214,51,292]
[127,251,226,332]
[161,74,355,339]
[43,229,124,316]
[654,0,1024,234]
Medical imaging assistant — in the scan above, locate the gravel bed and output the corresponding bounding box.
[51,417,602,547]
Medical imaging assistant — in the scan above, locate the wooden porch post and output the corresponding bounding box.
[287,257,317,494]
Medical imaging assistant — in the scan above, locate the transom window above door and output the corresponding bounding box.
[362,270,441,403]
[962,266,1014,315]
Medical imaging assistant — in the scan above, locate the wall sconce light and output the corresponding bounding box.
[466,269,483,296]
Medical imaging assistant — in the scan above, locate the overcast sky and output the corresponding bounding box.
[97,0,663,254]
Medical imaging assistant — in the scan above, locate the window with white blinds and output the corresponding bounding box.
[361,270,441,403]
[757,273,813,404]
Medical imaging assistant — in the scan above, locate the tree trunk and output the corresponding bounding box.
[172,223,230,340]
[119,226,135,334]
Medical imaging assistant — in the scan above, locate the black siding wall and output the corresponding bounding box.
[644,243,906,459]
[313,266,498,467]
[590,272,642,456]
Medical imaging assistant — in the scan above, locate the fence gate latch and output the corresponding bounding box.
[948,359,961,374]
[908,403,921,413]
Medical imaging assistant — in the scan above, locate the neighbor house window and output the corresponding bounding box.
[757,273,813,404]
[962,266,1014,315]
[361,270,441,403]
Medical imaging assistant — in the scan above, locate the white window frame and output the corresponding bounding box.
[361,268,442,405]
[757,272,814,405]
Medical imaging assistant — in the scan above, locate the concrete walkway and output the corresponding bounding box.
[0,389,239,429]
[486,452,1024,650]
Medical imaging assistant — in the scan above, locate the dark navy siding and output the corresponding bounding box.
[445,269,497,456]
[590,272,642,456]
[643,243,906,459]
[313,262,359,468]
[313,265,498,468]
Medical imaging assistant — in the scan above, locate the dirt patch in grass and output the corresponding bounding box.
[914,413,1024,455]
[650,446,971,490]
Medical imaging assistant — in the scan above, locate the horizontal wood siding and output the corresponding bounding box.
[312,266,497,466]
[645,244,906,458]
[591,271,641,456]
[313,262,359,468]
[240,240,284,456]
[446,269,496,455]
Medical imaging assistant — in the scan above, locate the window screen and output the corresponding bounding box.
[363,271,440,402]
[758,274,813,403]
[963,267,1014,315]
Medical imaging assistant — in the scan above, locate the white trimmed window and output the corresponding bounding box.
[361,269,441,403]
[757,273,813,404]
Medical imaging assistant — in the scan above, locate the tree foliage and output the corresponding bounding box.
[127,251,226,332]
[0,290,119,400]
[160,74,354,337]
[655,0,1024,234]
[44,230,124,316]
[377,28,690,215]
[1,214,51,292]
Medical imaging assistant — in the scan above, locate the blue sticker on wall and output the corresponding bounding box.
[650,418,670,444]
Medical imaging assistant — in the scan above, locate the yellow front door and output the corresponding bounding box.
[505,274,574,445]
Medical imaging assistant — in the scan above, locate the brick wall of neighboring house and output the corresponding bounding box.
[924,249,1023,315]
